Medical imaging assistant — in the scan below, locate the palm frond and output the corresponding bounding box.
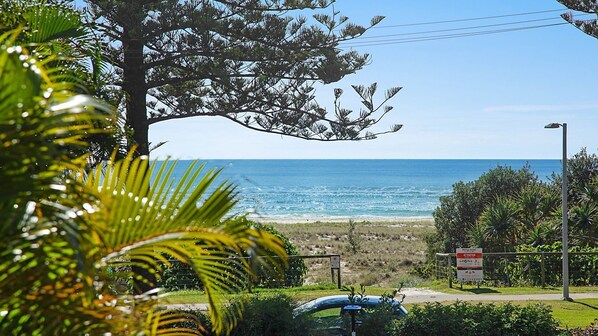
[84,154,286,334]
[0,28,116,335]
[23,3,86,43]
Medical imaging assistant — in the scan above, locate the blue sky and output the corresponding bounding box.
[150,0,598,160]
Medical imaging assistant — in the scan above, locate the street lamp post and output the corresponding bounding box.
[544,122,570,301]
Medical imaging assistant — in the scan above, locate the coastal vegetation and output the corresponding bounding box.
[2,0,597,335]
[0,6,287,335]
[273,219,433,286]
[421,149,598,286]
[428,149,598,253]
[160,221,308,291]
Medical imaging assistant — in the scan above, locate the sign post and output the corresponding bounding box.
[330,255,341,288]
[456,248,483,283]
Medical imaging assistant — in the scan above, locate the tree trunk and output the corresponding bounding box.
[121,5,155,294]
[122,6,149,156]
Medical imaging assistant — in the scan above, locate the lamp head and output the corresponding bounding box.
[544,123,561,129]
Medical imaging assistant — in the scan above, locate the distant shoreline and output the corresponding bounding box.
[249,215,434,224]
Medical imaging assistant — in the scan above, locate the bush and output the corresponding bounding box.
[347,219,363,253]
[356,293,402,336]
[227,292,314,336]
[251,223,308,288]
[395,301,559,336]
[431,165,538,255]
[159,261,203,291]
[505,244,598,286]
[159,220,307,290]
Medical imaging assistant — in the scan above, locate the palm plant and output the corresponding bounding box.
[479,197,520,251]
[525,223,555,246]
[0,0,128,165]
[516,185,543,239]
[0,26,286,335]
[466,222,488,249]
[569,202,598,245]
[515,184,560,245]
[0,25,115,334]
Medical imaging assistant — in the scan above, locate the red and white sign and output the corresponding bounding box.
[456,248,483,282]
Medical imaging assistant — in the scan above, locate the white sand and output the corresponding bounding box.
[248,215,433,224]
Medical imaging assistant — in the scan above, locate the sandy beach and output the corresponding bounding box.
[249,216,434,225]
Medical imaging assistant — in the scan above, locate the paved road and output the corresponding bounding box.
[164,289,598,311]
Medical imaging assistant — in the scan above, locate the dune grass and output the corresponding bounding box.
[270,218,434,288]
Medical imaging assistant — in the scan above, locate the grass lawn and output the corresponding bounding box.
[544,299,598,328]
[162,285,598,328]
[161,286,598,328]
[160,284,399,305]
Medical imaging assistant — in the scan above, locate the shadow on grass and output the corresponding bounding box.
[572,301,598,310]
[453,287,501,294]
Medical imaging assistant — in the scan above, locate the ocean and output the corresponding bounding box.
[162,160,561,221]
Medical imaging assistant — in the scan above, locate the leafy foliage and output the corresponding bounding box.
[564,320,598,336]
[429,150,598,257]
[351,291,404,336]
[227,293,315,336]
[558,0,598,40]
[430,165,538,255]
[0,27,117,336]
[347,219,363,253]
[395,301,559,336]
[250,222,308,288]
[83,0,402,155]
[160,221,307,290]
[0,25,287,335]
[504,244,598,286]
[0,0,127,166]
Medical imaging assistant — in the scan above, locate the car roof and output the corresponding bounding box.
[294,295,407,315]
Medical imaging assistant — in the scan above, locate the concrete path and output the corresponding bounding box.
[400,288,598,304]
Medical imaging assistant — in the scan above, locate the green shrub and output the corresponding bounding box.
[347,219,363,253]
[358,294,402,336]
[395,301,559,336]
[159,221,307,290]
[251,223,308,288]
[159,261,203,291]
[228,292,314,336]
[505,244,598,286]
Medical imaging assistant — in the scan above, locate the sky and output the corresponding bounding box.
[150,0,598,160]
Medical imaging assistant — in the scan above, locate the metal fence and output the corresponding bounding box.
[436,251,598,288]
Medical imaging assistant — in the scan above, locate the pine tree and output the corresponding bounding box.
[85,0,402,155]
[558,0,598,39]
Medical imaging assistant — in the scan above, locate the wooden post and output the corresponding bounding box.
[330,255,341,288]
[541,252,546,288]
[435,254,439,280]
[448,254,453,288]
